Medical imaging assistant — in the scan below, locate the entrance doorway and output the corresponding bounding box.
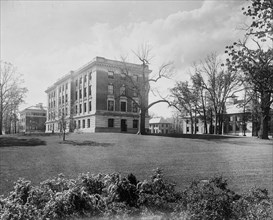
[121,119,127,132]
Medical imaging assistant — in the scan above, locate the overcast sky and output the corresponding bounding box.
[1,0,247,118]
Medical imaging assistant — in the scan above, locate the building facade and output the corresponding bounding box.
[45,57,150,133]
[149,118,174,134]
[19,103,47,133]
[181,97,273,137]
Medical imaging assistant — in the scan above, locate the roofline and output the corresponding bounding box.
[45,56,152,92]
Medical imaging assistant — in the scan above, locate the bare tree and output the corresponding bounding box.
[0,61,28,135]
[119,44,174,135]
[192,53,242,134]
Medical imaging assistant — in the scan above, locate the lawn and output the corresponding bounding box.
[0,133,272,196]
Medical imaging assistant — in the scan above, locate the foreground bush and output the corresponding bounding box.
[0,169,272,220]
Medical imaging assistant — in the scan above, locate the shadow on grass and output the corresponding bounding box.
[60,140,113,147]
[149,133,243,140]
[0,136,46,147]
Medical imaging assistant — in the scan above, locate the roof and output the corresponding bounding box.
[20,104,47,113]
[45,56,152,92]
[149,117,172,124]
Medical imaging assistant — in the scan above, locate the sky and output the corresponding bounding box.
[1,0,247,118]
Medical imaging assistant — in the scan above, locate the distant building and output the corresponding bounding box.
[181,97,273,137]
[149,117,174,134]
[45,57,150,133]
[19,103,47,133]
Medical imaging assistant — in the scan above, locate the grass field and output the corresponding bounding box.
[0,133,272,196]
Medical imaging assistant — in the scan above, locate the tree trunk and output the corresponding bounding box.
[259,107,270,139]
[139,108,146,135]
[190,113,194,134]
[201,92,207,134]
[194,110,197,134]
[0,97,3,135]
[214,113,218,135]
[63,131,65,141]
[258,92,271,139]
[0,114,2,135]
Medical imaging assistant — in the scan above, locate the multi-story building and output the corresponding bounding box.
[149,117,174,134]
[45,57,150,133]
[19,103,47,133]
[181,97,273,137]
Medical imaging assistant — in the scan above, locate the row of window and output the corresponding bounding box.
[108,71,139,82]
[76,118,91,129]
[107,118,138,129]
[75,72,92,87]
[75,85,92,100]
[107,100,138,112]
[186,126,199,132]
[108,84,137,97]
[75,101,92,114]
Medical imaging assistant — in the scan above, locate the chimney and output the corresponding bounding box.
[36,103,43,108]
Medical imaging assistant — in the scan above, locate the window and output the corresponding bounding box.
[108,71,114,78]
[75,105,78,114]
[186,127,190,132]
[108,84,114,94]
[65,107,67,116]
[78,120,81,128]
[108,100,114,111]
[83,120,85,128]
[120,101,127,112]
[108,119,114,127]
[65,83,68,90]
[133,119,138,128]
[88,85,91,96]
[84,103,87,112]
[79,89,82,99]
[132,102,138,113]
[84,75,87,83]
[89,101,92,111]
[89,72,92,81]
[62,95,64,104]
[80,104,82,113]
[65,94,68,103]
[84,88,87,97]
[87,119,90,128]
[195,126,199,132]
[120,85,126,96]
[80,77,82,84]
[75,91,78,100]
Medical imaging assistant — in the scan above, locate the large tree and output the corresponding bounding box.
[191,53,242,134]
[0,61,28,135]
[119,45,174,135]
[170,81,198,134]
[226,0,273,139]
[226,40,273,139]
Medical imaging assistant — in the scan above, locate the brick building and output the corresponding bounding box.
[45,57,150,133]
[19,103,47,133]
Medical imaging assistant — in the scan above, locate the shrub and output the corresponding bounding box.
[0,170,272,220]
